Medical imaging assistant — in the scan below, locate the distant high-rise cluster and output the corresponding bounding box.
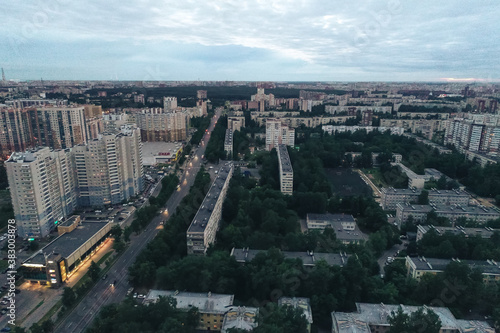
[0,102,104,157]
[444,114,500,156]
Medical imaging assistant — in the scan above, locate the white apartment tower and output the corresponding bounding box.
[265,118,295,151]
[73,127,143,206]
[6,147,77,238]
[163,97,178,111]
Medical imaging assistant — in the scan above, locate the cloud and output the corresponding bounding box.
[1,0,500,80]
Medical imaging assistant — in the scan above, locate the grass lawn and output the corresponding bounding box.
[362,168,387,188]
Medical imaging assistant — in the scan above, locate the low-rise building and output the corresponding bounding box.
[187,162,233,255]
[221,306,258,333]
[405,256,500,285]
[381,187,470,210]
[21,220,112,287]
[332,302,495,333]
[278,297,313,332]
[416,225,499,242]
[231,248,350,267]
[306,214,367,244]
[395,203,433,227]
[141,142,184,166]
[144,290,234,331]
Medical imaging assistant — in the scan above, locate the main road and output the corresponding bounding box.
[54,108,222,333]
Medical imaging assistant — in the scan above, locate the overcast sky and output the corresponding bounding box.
[1,0,498,82]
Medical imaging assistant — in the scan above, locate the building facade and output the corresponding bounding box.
[73,128,143,207]
[6,147,77,238]
[266,118,295,151]
[136,108,188,142]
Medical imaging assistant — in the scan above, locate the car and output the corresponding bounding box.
[108,207,113,211]
[102,274,108,280]
[127,288,134,296]
[0,327,11,332]
[133,293,138,298]
[138,294,145,299]
[0,301,7,306]
[95,210,101,213]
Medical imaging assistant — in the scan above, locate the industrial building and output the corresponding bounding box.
[277,144,293,195]
[186,162,233,255]
[21,218,112,287]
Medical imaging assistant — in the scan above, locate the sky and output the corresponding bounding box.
[0,0,499,82]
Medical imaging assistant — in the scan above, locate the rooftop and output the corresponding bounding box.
[221,306,259,333]
[187,162,233,234]
[277,144,293,173]
[231,248,350,267]
[331,312,370,333]
[307,213,355,223]
[407,256,500,275]
[145,290,234,314]
[419,225,498,238]
[23,222,110,265]
[278,297,313,324]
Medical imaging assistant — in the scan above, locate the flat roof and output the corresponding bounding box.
[24,222,109,263]
[433,204,500,216]
[408,256,500,275]
[277,144,293,173]
[331,312,370,333]
[420,225,497,238]
[222,306,258,332]
[307,213,355,223]
[278,297,313,324]
[231,248,350,267]
[353,303,459,330]
[145,290,234,314]
[142,142,183,165]
[187,163,233,234]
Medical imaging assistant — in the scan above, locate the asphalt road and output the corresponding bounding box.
[54,109,222,333]
[377,242,406,277]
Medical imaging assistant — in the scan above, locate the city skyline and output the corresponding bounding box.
[1,0,499,82]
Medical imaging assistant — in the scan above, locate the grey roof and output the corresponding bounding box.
[145,290,234,314]
[307,213,355,223]
[277,144,293,173]
[420,225,498,239]
[331,312,371,333]
[432,204,500,216]
[455,320,496,333]
[187,163,233,234]
[354,303,459,330]
[397,203,433,213]
[381,187,420,195]
[278,297,313,324]
[23,222,109,263]
[408,256,500,275]
[224,129,233,145]
[221,306,259,333]
[230,248,350,267]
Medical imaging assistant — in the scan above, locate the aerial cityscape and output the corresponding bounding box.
[1,1,500,333]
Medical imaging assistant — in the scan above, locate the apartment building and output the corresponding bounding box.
[416,225,499,242]
[0,108,34,156]
[145,290,234,331]
[306,214,367,244]
[322,125,404,136]
[381,187,470,210]
[6,147,77,238]
[163,96,178,111]
[277,144,293,195]
[227,116,245,132]
[224,129,233,157]
[73,127,143,207]
[136,108,188,142]
[332,302,494,333]
[186,162,233,255]
[405,256,500,285]
[265,118,295,151]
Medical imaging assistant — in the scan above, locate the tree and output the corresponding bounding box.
[62,287,76,308]
[388,307,441,333]
[88,260,101,282]
[418,190,429,205]
[110,225,122,241]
